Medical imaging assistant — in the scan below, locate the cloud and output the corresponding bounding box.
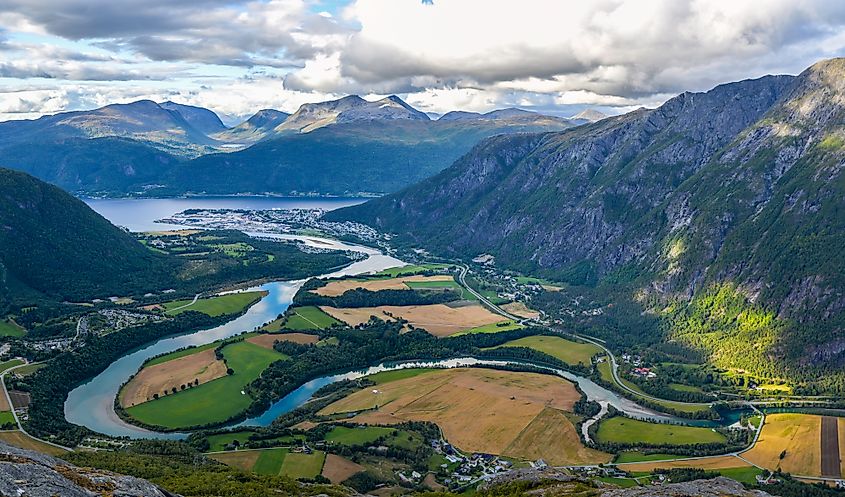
[3,0,845,120]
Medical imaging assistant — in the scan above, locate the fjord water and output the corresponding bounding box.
[84,196,365,232]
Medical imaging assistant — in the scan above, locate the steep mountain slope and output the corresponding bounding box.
[332,60,845,384]
[213,108,290,144]
[160,101,228,135]
[0,168,175,304]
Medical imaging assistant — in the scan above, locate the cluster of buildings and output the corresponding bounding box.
[156,207,380,242]
[430,440,513,487]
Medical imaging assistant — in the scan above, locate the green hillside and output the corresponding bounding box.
[330,59,845,391]
[0,168,177,306]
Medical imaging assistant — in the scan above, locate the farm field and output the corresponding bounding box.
[0,382,10,411]
[246,332,319,349]
[163,290,267,316]
[0,318,24,337]
[596,417,726,446]
[0,430,67,456]
[322,453,364,483]
[617,455,750,472]
[213,448,326,479]
[613,452,694,464]
[375,264,452,277]
[119,348,227,407]
[0,410,16,427]
[314,275,456,296]
[491,335,602,366]
[0,359,24,373]
[320,303,505,336]
[320,368,606,464]
[503,407,611,465]
[744,413,824,476]
[500,301,540,319]
[279,306,341,331]
[452,320,523,336]
[125,340,287,428]
[12,363,44,376]
[325,426,394,445]
[205,430,256,452]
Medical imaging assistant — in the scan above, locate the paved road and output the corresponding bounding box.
[166,293,201,312]
[456,265,521,321]
[1,362,74,452]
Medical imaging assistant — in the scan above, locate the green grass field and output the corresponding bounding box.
[325,426,395,445]
[453,320,524,336]
[126,340,287,429]
[376,264,452,277]
[668,383,705,394]
[0,319,25,337]
[0,359,24,373]
[0,411,16,428]
[282,306,341,331]
[145,342,221,367]
[598,359,614,382]
[365,368,436,384]
[282,451,326,479]
[613,452,694,463]
[715,466,763,484]
[316,336,339,347]
[12,363,44,376]
[492,335,602,366]
[205,430,256,452]
[254,448,288,475]
[163,291,267,317]
[596,417,726,446]
[597,477,638,488]
[404,279,462,290]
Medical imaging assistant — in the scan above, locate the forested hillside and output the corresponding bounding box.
[330,59,845,389]
[0,168,176,305]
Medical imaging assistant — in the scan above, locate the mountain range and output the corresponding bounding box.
[0,96,597,196]
[330,58,845,386]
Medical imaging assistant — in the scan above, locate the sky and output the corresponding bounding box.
[1,0,845,124]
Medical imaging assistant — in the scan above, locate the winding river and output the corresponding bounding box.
[65,198,701,440]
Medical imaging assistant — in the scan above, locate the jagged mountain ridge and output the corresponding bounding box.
[330,58,845,381]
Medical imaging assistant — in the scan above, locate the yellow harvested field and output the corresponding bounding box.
[0,382,10,411]
[247,333,318,349]
[619,455,751,472]
[504,407,610,465]
[320,303,505,337]
[322,368,588,459]
[321,453,364,483]
[293,421,318,431]
[744,413,821,476]
[839,418,845,476]
[314,275,454,296]
[210,450,261,471]
[501,302,541,319]
[119,349,227,408]
[0,431,67,456]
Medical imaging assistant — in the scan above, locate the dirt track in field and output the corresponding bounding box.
[821,416,841,477]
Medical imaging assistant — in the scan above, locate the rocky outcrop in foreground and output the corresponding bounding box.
[0,442,173,497]
[603,477,770,497]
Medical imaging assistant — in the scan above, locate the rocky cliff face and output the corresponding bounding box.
[331,58,845,380]
[0,442,173,497]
